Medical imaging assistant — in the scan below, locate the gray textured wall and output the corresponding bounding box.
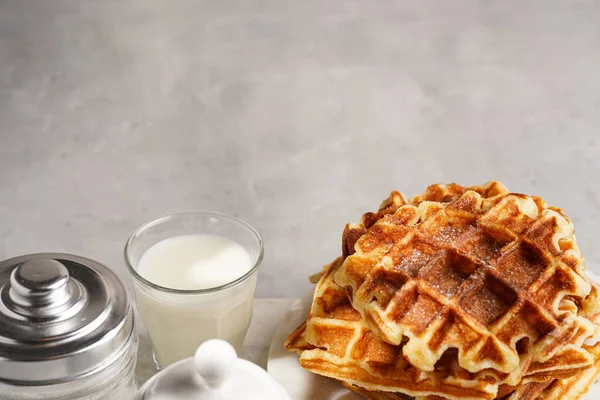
[1,0,599,298]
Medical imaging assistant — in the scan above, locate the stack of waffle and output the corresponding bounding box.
[286,182,600,400]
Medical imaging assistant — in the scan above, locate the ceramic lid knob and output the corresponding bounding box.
[135,339,292,400]
[194,339,237,388]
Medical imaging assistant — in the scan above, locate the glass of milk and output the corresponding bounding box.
[124,211,263,369]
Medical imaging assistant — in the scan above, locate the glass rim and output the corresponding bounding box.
[124,210,264,295]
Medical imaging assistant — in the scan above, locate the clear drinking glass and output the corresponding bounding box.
[124,211,263,369]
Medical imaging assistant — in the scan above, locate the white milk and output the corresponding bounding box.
[138,235,252,290]
[135,234,255,367]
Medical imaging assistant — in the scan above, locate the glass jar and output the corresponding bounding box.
[0,253,138,400]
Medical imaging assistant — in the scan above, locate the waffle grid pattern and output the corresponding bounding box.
[286,182,600,400]
[334,188,595,374]
[299,258,499,400]
[290,255,595,399]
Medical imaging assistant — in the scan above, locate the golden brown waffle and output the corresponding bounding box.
[341,378,552,400]
[340,344,600,400]
[286,257,499,400]
[540,341,600,400]
[286,255,597,399]
[333,182,600,374]
[286,182,600,399]
[340,381,408,399]
[339,380,553,400]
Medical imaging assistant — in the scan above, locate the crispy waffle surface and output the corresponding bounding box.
[287,257,499,399]
[285,256,600,400]
[285,181,600,400]
[341,340,600,400]
[334,182,600,375]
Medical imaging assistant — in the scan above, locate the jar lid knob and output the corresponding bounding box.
[194,339,237,388]
[6,258,78,317]
[12,259,69,295]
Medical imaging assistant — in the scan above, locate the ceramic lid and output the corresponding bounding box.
[0,253,135,385]
[135,339,292,400]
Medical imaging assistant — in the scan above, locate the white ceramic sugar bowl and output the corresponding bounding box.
[135,339,292,400]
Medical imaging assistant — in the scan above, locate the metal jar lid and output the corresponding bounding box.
[0,253,135,385]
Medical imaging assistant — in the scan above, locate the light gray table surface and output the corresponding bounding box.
[1,1,599,298]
